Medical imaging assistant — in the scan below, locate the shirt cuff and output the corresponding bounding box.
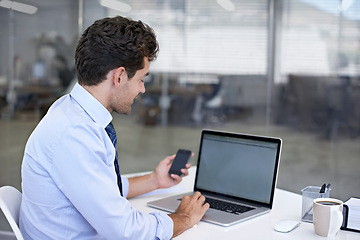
[150,212,174,240]
[121,177,129,198]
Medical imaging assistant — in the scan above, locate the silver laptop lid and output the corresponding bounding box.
[194,129,282,208]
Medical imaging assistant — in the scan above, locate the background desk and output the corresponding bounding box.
[125,167,359,240]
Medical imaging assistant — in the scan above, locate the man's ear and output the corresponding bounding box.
[113,67,127,85]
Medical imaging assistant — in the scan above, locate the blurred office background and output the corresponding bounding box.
[0,0,359,233]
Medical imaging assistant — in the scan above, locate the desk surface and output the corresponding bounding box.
[125,167,359,240]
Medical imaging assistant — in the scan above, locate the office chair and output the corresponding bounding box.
[0,186,25,240]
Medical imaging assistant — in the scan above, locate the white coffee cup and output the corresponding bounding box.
[313,198,343,237]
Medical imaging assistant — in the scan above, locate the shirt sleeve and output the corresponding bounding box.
[50,123,173,240]
[121,177,130,198]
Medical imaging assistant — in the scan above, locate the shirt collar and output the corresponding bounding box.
[70,82,112,128]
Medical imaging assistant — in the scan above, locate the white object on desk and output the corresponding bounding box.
[274,219,301,233]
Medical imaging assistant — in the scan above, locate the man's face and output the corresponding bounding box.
[111,58,149,115]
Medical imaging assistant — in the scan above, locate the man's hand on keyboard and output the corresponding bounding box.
[169,191,210,238]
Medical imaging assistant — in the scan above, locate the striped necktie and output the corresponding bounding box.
[105,122,123,196]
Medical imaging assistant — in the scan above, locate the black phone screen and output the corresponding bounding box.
[169,149,191,175]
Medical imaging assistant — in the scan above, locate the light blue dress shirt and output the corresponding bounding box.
[19,83,173,239]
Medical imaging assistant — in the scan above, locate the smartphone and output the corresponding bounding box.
[169,149,192,176]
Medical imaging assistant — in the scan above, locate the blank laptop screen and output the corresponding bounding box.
[195,131,280,205]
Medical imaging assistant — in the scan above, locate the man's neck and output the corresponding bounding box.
[80,81,112,113]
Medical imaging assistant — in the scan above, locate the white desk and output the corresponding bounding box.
[125,167,359,239]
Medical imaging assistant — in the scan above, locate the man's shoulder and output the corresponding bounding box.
[24,95,107,165]
[28,95,100,149]
[46,94,95,126]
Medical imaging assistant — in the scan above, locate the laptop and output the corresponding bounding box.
[147,129,282,227]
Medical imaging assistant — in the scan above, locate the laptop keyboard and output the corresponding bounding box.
[178,197,255,215]
[204,197,255,215]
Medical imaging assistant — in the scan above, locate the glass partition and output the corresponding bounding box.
[276,0,360,200]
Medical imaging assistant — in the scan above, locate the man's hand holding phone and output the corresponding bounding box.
[127,150,192,198]
[153,150,192,189]
[169,149,192,176]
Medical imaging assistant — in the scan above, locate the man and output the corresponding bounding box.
[20,16,209,239]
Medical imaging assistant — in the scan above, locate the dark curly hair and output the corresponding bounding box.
[75,16,159,86]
